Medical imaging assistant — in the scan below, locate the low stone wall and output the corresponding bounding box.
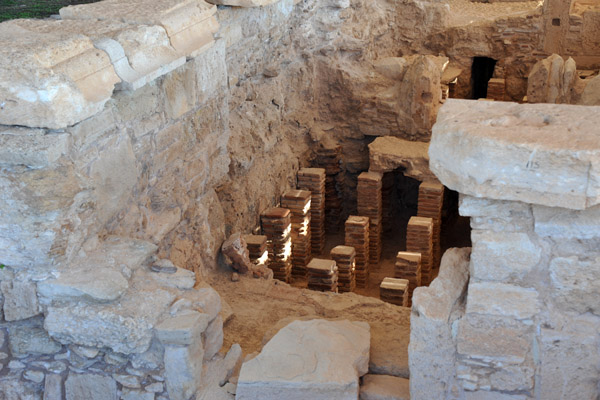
[412,98,600,399]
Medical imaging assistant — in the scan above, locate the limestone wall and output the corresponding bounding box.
[411,98,600,399]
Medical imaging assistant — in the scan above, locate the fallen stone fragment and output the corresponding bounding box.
[359,374,410,400]
[65,373,117,400]
[221,232,252,273]
[23,369,45,384]
[219,343,242,386]
[237,319,370,400]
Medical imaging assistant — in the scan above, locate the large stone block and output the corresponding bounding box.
[60,0,219,58]
[539,317,600,399]
[164,339,204,400]
[409,248,470,400]
[1,279,40,321]
[533,204,600,240]
[430,100,600,210]
[65,373,117,400]
[0,20,120,129]
[155,311,210,346]
[470,230,541,282]
[367,136,437,182]
[237,319,370,400]
[457,314,533,365]
[45,285,174,354]
[359,374,410,400]
[549,256,600,315]
[466,282,539,321]
[0,127,70,169]
[459,196,533,232]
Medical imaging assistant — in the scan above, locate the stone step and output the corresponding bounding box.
[360,374,410,400]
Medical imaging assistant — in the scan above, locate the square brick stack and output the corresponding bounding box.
[261,207,292,283]
[281,190,312,278]
[380,277,409,307]
[417,182,444,272]
[315,145,342,233]
[357,171,383,266]
[381,172,395,234]
[394,251,421,306]
[406,216,434,286]
[307,258,338,292]
[297,168,326,255]
[345,215,370,288]
[330,245,356,293]
[244,234,268,265]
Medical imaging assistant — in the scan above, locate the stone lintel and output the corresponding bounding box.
[429,99,600,210]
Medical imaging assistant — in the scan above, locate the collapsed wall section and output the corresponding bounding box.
[411,98,600,400]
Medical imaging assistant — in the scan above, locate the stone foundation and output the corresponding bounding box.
[410,99,600,399]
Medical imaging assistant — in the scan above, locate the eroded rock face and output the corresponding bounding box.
[237,319,370,400]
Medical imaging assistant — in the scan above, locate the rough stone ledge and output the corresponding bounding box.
[429,99,600,210]
[0,0,218,129]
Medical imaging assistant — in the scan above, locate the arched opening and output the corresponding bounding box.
[471,56,497,99]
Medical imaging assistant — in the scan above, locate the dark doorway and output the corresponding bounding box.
[471,57,497,99]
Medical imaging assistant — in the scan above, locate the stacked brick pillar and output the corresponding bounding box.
[417,182,444,272]
[357,172,383,266]
[297,168,326,255]
[281,190,312,278]
[406,216,434,286]
[261,207,292,283]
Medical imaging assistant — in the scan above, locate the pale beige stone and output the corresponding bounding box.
[549,256,600,315]
[0,20,120,129]
[466,282,539,320]
[430,100,600,210]
[470,231,541,282]
[459,195,533,232]
[60,0,219,58]
[368,136,437,182]
[359,374,409,400]
[0,127,70,168]
[155,311,211,346]
[533,204,600,239]
[409,248,471,400]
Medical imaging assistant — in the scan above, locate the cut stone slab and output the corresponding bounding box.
[369,136,437,183]
[429,99,600,210]
[0,19,119,129]
[0,127,70,169]
[38,237,156,303]
[236,319,370,400]
[60,0,219,58]
[155,311,211,346]
[359,374,410,400]
[65,373,117,400]
[205,0,280,8]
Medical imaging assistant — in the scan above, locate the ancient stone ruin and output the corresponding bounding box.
[0,0,598,399]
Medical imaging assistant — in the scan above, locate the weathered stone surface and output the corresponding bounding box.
[45,286,174,354]
[121,388,155,400]
[221,232,252,273]
[396,55,443,138]
[581,74,600,106]
[237,319,370,400]
[359,374,409,400]
[464,391,528,400]
[527,54,578,104]
[533,204,600,239]
[1,279,40,321]
[409,248,470,400]
[466,282,539,320]
[470,230,541,282]
[155,311,211,346]
[149,267,196,290]
[8,320,62,358]
[459,195,533,232]
[457,314,533,365]
[0,127,70,168]
[430,99,600,210]
[0,20,120,129]
[151,259,178,274]
[164,339,204,400]
[113,374,141,389]
[368,136,437,182]
[203,315,224,361]
[65,373,117,400]
[38,237,156,303]
[539,316,600,399]
[24,370,45,384]
[206,0,280,8]
[549,256,600,315]
[43,374,63,400]
[60,0,219,58]
[219,343,242,386]
[0,375,43,399]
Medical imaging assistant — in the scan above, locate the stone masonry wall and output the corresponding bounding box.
[411,99,600,400]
